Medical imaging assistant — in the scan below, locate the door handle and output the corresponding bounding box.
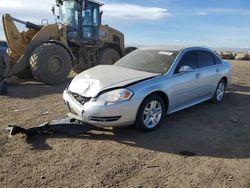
[216,68,220,73]
[195,73,200,78]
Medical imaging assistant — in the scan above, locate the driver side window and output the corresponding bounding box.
[174,51,198,74]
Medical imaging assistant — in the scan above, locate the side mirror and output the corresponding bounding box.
[178,65,193,73]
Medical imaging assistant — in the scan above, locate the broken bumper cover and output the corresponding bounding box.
[63,89,138,127]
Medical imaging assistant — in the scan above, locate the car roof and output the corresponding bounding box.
[139,45,213,52]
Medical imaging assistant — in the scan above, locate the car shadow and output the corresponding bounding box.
[6,77,73,99]
[228,83,250,93]
[25,86,250,159]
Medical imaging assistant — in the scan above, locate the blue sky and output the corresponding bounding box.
[0,0,250,48]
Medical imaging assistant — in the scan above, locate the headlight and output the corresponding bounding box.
[97,89,133,103]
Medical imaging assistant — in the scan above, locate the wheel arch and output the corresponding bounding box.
[140,90,169,112]
[135,90,169,131]
[221,76,228,87]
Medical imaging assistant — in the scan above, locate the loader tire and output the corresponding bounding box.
[15,66,33,79]
[30,43,72,85]
[98,48,120,65]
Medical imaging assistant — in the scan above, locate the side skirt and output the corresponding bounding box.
[167,97,212,115]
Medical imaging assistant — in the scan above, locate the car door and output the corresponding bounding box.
[168,50,202,111]
[196,50,221,98]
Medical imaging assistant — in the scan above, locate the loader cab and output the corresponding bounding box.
[57,0,102,44]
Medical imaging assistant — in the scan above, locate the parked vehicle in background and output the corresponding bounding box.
[63,46,232,131]
[0,41,8,77]
[0,41,8,51]
[220,51,235,60]
[235,52,250,60]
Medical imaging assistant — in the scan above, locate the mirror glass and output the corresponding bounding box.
[179,65,193,73]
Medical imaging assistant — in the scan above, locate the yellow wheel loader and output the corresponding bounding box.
[0,0,125,84]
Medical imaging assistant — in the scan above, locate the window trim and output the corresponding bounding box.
[212,53,222,65]
[173,50,199,74]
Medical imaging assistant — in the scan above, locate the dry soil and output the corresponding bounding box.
[0,61,250,188]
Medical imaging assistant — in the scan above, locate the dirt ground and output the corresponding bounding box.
[0,60,250,188]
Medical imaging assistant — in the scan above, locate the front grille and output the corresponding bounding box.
[89,116,121,122]
[71,92,91,106]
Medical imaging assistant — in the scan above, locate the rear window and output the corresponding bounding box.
[197,50,215,68]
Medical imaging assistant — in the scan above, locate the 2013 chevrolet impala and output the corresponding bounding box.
[63,46,232,131]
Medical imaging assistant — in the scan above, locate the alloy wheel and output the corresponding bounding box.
[216,82,225,101]
[143,100,163,128]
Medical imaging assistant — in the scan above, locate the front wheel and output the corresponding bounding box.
[136,95,166,132]
[211,79,226,103]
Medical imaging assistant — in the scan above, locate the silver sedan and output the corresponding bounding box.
[63,46,232,131]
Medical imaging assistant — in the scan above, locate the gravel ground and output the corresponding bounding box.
[0,60,250,188]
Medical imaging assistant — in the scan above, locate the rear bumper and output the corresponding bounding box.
[63,89,139,127]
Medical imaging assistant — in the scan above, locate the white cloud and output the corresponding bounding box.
[0,0,24,9]
[0,0,54,40]
[0,1,170,25]
[195,11,208,16]
[0,0,54,24]
[0,1,170,39]
[194,8,250,16]
[0,0,52,12]
[102,3,170,20]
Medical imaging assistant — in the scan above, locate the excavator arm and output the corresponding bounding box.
[2,14,39,63]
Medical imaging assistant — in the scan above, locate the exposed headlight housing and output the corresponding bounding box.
[97,89,133,103]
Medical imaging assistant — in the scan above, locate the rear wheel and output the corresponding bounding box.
[98,48,120,65]
[30,43,72,85]
[211,79,226,103]
[136,95,165,132]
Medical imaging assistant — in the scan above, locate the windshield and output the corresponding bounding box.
[115,49,179,74]
[59,0,78,28]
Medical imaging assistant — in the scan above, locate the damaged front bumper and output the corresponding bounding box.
[5,117,90,138]
[63,89,139,127]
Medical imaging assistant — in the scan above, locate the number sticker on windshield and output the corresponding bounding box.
[159,51,173,56]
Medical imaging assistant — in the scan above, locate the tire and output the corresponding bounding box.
[98,48,120,65]
[136,94,166,132]
[30,43,72,85]
[15,66,33,79]
[211,79,226,103]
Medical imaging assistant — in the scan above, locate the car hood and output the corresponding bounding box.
[68,65,160,97]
